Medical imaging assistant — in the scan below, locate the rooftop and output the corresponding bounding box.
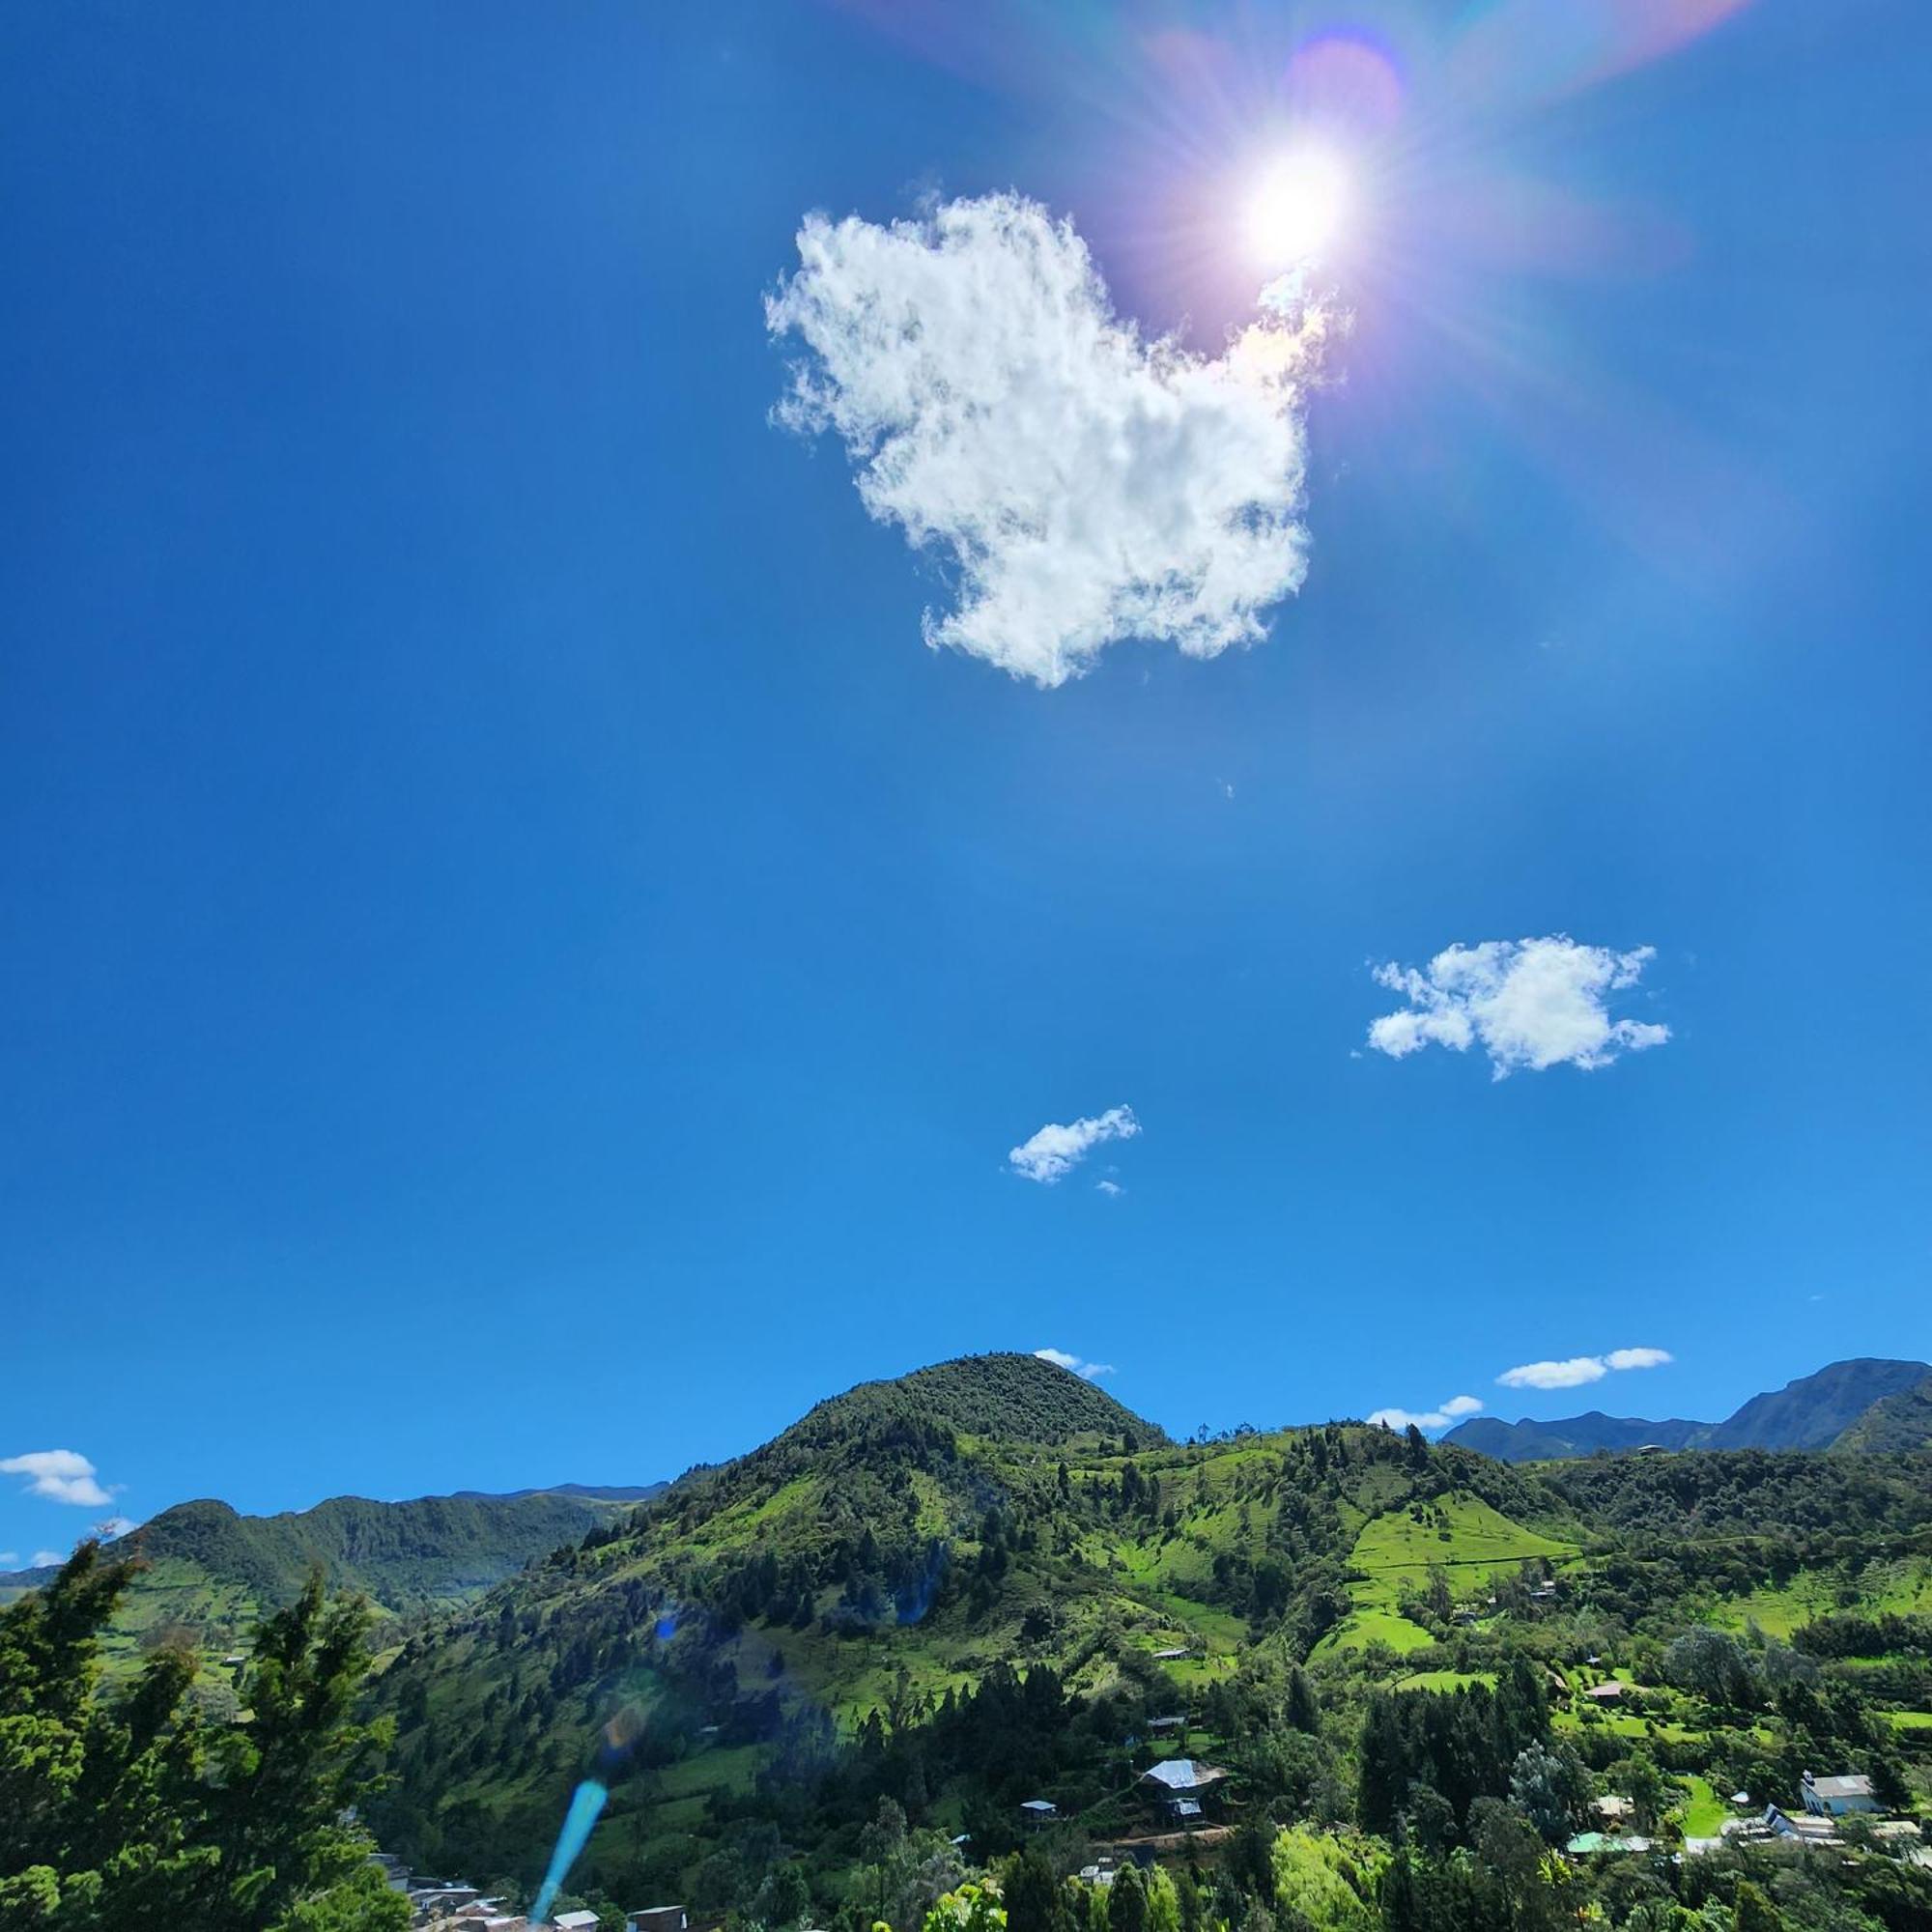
[1804,1772,1875,1799]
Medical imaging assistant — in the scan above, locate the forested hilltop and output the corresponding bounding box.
[355,1353,1932,1929]
[0,1487,640,1674]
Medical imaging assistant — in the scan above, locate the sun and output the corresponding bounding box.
[1243,147,1350,268]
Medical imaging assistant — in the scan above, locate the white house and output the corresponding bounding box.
[1801,1771,1878,1817]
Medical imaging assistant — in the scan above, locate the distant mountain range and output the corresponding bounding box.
[1442,1356,1932,1463]
[447,1481,668,1504]
[0,1483,661,1654]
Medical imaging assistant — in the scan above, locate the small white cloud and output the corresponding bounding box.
[1009,1104,1140,1184]
[1367,1395,1484,1435]
[768,193,1332,687]
[96,1516,139,1541]
[1604,1347,1672,1372]
[32,1549,65,1570]
[1497,1348,1673,1390]
[1095,1179,1124,1198]
[1366,936,1669,1078]
[1497,1356,1608,1391]
[0,1551,15,1568]
[1,1449,113,1508]
[1035,1348,1117,1382]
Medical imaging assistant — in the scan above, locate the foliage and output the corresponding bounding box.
[0,1543,406,1931]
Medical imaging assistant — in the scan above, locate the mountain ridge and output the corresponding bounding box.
[1442,1355,1931,1463]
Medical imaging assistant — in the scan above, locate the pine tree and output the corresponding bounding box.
[0,1544,407,1931]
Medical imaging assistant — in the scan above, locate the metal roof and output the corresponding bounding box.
[1806,1773,1874,1798]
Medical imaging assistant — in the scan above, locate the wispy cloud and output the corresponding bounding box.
[1,1449,113,1508]
[1035,1348,1117,1382]
[1497,1348,1674,1391]
[32,1550,64,1570]
[0,1551,15,1569]
[1008,1104,1140,1184]
[97,1516,139,1540]
[1368,1394,1484,1435]
[1366,936,1669,1077]
[1094,1179,1124,1198]
[768,193,1331,686]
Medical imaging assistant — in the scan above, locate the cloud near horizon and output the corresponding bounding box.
[1,1449,113,1508]
[1008,1104,1140,1183]
[1367,1393,1484,1435]
[767,193,1331,687]
[1497,1347,1675,1391]
[1367,936,1669,1077]
[1035,1347,1117,1382]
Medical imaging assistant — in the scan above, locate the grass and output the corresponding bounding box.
[1348,1494,1576,1611]
[653,1743,760,1800]
[1702,1558,1932,1638]
[1554,1709,1699,1745]
[1395,1669,1495,1693]
[1679,1775,1728,1838]
[1313,1607,1436,1659]
[1884,1711,1932,1732]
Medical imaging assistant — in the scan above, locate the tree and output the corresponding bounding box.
[1733,1880,1784,1932]
[0,1544,407,1932]
[1002,1850,1073,1932]
[1508,1743,1589,1845]
[1266,1829,1381,1932]
[1284,1668,1320,1737]
[1106,1866,1150,1932]
[1604,1752,1669,1833]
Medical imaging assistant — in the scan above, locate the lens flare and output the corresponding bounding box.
[529,1777,609,1925]
[1243,147,1350,268]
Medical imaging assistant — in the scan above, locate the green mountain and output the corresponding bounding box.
[1833,1369,1932,1454]
[363,1351,1932,1908]
[1705,1356,1931,1449]
[0,1487,642,1666]
[1441,1356,1931,1463]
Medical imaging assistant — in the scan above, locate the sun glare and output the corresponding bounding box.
[1243,147,1350,268]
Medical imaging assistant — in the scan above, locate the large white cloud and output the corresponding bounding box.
[1367,936,1669,1077]
[1008,1104,1140,1183]
[767,194,1331,687]
[1,1449,112,1508]
[1497,1348,1674,1391]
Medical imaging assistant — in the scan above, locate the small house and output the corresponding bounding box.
[1801,1771,1878,1818]
[628,1910,689,1932]
[1148,1715,1186,1733]
[555,1914,603,1932]
[1019,1799,1059,1825]
[1584,1680,1627,1702]
[1592,1795,1634,1826]
[1141,1758,1226,1822]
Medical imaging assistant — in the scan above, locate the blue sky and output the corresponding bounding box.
[3,0,1928,1561]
